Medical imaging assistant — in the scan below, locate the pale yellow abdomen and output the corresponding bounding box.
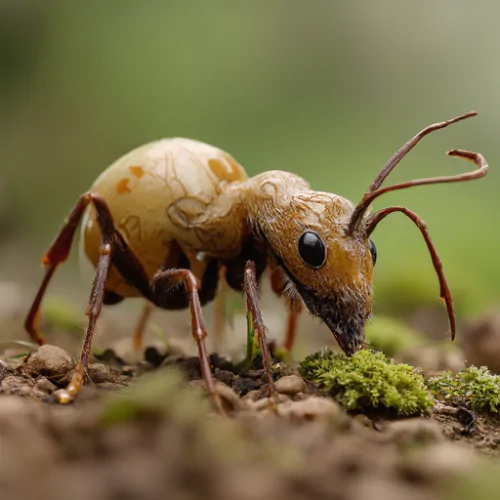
[79,138,247,298]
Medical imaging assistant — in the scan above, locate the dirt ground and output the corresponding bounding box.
[1,272,500,500]
[1,317,500,500]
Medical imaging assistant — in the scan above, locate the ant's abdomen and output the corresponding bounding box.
[79,138,247,298]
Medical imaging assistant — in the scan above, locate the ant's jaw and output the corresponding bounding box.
[291,277,370,356]
[321,313,366,356]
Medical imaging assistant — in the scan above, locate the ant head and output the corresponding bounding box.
[249,184,376,355]
[248,112,488,356]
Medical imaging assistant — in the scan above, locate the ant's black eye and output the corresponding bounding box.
[298,230,326,268]
[369,239,377,265]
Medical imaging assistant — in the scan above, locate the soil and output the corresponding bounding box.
[1,330,500,500]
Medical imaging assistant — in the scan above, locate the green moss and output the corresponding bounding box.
[427,366,500,413]
[365,315,426,357]
[299,349,434,416]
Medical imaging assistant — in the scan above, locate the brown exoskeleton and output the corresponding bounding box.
[25,111,488,406]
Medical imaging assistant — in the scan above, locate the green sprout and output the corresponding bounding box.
[427,366,500,413]
[244,303,261,369]
[299,349,434,416]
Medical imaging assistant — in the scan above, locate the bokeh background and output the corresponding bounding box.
[1,1,499,353]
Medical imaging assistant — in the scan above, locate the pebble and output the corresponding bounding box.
[275,375,307,396]
[88,363,115,383]
[25,345,74,381]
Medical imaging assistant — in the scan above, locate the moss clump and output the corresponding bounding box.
[365,315,426,357]
[427,366,500,413]
[299,349,434,416]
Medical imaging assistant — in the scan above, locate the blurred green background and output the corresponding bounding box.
[1,1,499,321]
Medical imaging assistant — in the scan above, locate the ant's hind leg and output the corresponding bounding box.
[32,194,151,404]
[25,194,101,345]
[46,194,124,403]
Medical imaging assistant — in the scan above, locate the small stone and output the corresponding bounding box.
[35,378,56,393]
[88,363,115,383]
[274,375,306,396]
[382,418,444,445]
[25,345,74,381]
[277,396,343,421]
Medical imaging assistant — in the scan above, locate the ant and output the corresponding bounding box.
[25,111,488,406]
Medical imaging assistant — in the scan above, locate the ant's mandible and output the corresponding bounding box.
[25,111,488,406]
